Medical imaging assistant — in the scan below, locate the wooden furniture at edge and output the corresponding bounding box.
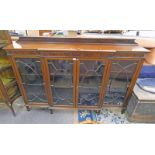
[4,37,149,113]
[0,31,20,116]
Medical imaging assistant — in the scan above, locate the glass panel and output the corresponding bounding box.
[24,85,47,102]
[78,60,105,106]
[104,60,138,105]
[78,87,100,106]
[16,59,43,85]
[16,58,47,103]
[48,60,74,105]
[52,88,73,105]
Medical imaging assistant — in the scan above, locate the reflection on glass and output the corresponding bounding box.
[16,58,47,103]
[78,61,105,106]
[52,88,73,105]
[104,60,137,105]
[48,60,73,105]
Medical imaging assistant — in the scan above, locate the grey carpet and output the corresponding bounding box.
[0,97,130,124]
[0,97,74,124]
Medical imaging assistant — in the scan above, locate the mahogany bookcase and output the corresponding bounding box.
[5,37,149,113]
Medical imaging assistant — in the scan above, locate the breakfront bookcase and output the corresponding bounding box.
[0,31,20,116]
[5,37,149,113]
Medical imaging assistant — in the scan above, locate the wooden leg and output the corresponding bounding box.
[4,101,16,116]
[50,109,53,114]
[96,110,101,114]
[121,109,126,114]
[26,106,31,111]
[10,105,16,116]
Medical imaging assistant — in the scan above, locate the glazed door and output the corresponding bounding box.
[15,58,48,104]
[46,58,76,107]
[103,59,139,107]
[77,59,107,108]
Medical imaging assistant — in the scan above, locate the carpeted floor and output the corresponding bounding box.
[0,97,130,124]
[97,109,129,124]
[0,108,75,124]
[0,97,74,124]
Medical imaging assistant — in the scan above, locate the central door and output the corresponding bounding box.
[46,58,108,108]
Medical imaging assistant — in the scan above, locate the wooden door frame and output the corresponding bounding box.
[123,59,144,107]
[8,55,29,108]
[100,57,144,108]
[76,58,109,108]
[8,55,49,108]
[44,57,76,108]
